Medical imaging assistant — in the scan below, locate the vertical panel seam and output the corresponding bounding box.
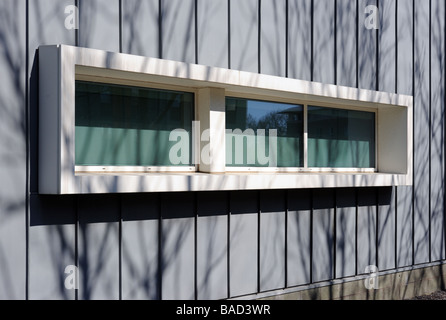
[257,190,261,293]
[118,195,122,300]
[75,196,79,300]
[444,0,446,262]
[355,189,359,276]
[227,192,231,298]
[158,0,163,59]
[258,0,261,74]
[394,0,399,269]
[395,187,398,269]
[429,0,432,263]
[78,0,82,48]
[119,0,122,53]
[310,190,314,283]
[194,192,198,300]
[395,0,398,94]
[375,189,379,270]
[75,0,79,46]
[25,0,30,301]
[77,0,80,47]
[228,0,231,69]
[376,0,380,92]
[311,0,314,82]
[334,0,338,85]
[284,190,288,288]
[412,0,415,267]
[158,194,163,300]
[333,190,337,279]
[195,0,198,65]
[285,0,289,78]
[356,0,359,88]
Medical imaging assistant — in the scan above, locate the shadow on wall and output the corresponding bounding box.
[29,1,390,301]
[29,185,394,300]
[24,0,446,301]
[0,0,27,300]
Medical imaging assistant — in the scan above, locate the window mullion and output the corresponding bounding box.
[304,104,308,170]
[197,87,226,173]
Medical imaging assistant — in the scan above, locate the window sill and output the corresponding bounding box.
[65,171,411,194]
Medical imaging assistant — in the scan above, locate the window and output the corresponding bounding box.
[225,98,376,171]
[38,44,412,194]
[307,106,376,169]
[75,81,194,169]
[225,98,304,168]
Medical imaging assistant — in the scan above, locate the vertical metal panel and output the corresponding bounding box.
[287,190,311,287]
[0,0,26,300]
[313,0,335,84]
[358,0,377,90]
[229,0,258,72]
[29,195,76,300]
[397,186,413,267]
[78,195,120,300]
[259,190,285,292]
[29,0,76,61]
[287,0,312,81]
[357,188,377,274]
[196,192,228,300]
[377,0,397,271]
[430,0,445,262]
[336,0,357,87]
[397,0,414,95]
[396,0,414,268]
[378,187,396,271]
[260,0,286,76]
[121,194,160,300]
[78,0,120,52]
[197,0,228,68]
[160,192,195,300]
[335,189,356,279]
[161,0,195,63]
[413,0,430,264]
[28,0,77,301]
[229,191,258,297]
[378,0,396,92]
[121,0,159,57]
[312,189,335,283]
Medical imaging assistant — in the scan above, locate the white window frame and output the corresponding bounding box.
[38,44,413,194]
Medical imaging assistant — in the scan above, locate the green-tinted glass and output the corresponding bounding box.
[308,106,375,168]
[75,81,194,166]
[225,98,303,167]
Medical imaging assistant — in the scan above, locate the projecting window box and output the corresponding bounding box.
[38,45,413,194]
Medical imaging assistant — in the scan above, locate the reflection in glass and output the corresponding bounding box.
[226,98,304,167]
[75,81,194,166]
[308,106,375,168]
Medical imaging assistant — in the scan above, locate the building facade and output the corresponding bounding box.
[0,0,445,300]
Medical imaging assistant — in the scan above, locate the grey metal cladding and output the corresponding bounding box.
[121,0,159,58]
[413,0,430,265]
[121,193,160,300]
[0,0,27,300]
[78,0,120,52]
[335,188,357,279]
[1,0,444,300]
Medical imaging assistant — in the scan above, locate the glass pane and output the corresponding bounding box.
[308,106,375,168]
[75,81,194,166]
[226,98,303,167]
